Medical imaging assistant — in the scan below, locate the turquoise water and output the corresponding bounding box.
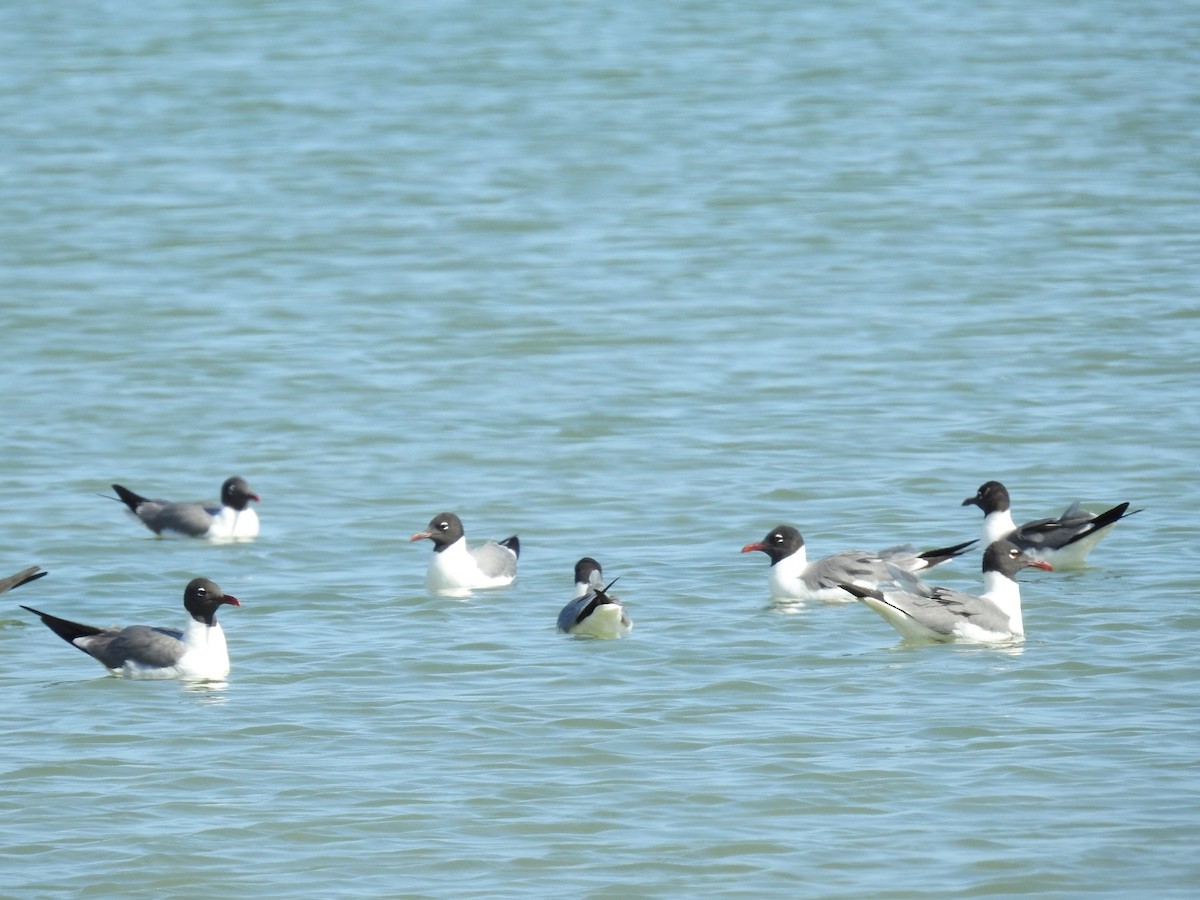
[2,1,1198,896]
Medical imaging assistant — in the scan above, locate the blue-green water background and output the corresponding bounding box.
[2,1,1198,896]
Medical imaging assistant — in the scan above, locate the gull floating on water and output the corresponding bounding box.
[740,524,976,603]
[840,538,1051,644]
[22,578,241,680]
[410,511,519,596]
[110,476,260,541]
[962,480,1139,568]
[556,557,632,639]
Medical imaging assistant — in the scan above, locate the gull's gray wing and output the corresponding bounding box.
[140,500,217,537]
[804,550,894,591]
[469,540,519,580]
[879,584,1011,637]
[1012,513,1088,552]
[1054,502,1092,527]
[557,595,593,632]
[557,586,626,633]
[873,544,920,560]
[82,625,186,670]
[1015,501,1139,555]
[884,564,933,595]
[0,566,46,596]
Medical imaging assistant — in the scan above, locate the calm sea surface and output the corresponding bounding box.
[2,1,1198,896]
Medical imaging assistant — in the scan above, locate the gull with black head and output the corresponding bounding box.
[963,480,1139,568]
[840,538,1052,644]
[410,512,519,597]
[110,476,260,541]
[556,557,632,639]
[21,578,241,680]
[741,524,976,603]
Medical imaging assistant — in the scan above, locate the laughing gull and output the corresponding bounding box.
[1,566,47,597]
[110,476,260,541]
[21,578,241,680]
[410,512,519,596]
[962,480,1140,568]
[840,538,1052,644]
[556,557,632,639]
[740,524,977,603]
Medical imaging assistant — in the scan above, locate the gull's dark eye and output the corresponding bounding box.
[1009,548,1020,559]
[196,586,207,597]
[771,533,783,544]
[438,521,449,532]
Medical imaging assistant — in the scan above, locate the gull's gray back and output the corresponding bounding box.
[469,541,518,580]
[85,625,186,670]
[140,500,218,536]
[884,579,1011,637]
